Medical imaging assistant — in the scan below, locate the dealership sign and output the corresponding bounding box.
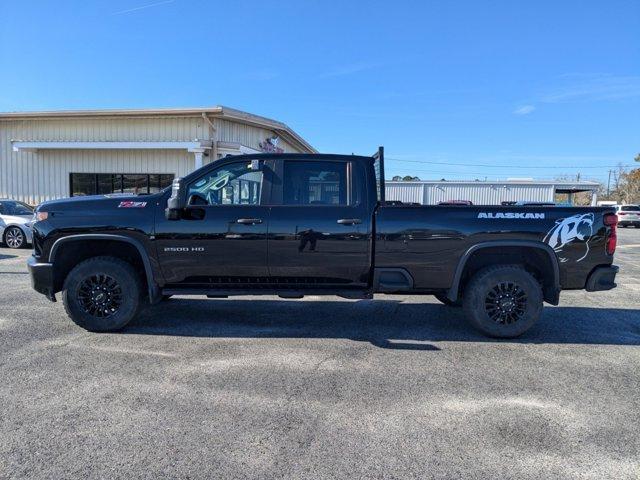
[259,136,284,153]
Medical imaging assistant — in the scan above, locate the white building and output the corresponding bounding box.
[386,179,601,205]
[0,106,315,204]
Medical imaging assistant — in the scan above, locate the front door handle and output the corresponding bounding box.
[337,218,362,225]
[236,218,263,225]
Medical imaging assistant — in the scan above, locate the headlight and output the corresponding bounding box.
[35,211,48,222]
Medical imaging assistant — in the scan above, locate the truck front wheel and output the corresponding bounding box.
[462,265,542,338]
[62,256,142,332]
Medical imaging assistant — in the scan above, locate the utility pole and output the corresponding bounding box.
[607,170,612,197]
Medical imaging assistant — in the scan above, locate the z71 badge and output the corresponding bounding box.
[118,201,147,208]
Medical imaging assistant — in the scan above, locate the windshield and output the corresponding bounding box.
[2,201,33,215]
[620,205,639,212]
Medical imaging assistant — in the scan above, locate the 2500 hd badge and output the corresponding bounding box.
[163,247,205,252]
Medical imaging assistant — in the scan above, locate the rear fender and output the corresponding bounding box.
[447,240,561,305]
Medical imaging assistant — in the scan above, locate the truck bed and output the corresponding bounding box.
[374,205,613,290]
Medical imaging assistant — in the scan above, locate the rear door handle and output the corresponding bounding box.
[337,218,362,225]
[236,218,263,225]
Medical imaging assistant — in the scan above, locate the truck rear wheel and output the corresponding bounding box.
[62,256,142,332]
[462,265,542,338]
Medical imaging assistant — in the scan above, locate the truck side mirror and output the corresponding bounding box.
[165,177,185,220]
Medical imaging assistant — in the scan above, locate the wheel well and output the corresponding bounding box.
[456,246,558,304]
[51,239,148,295]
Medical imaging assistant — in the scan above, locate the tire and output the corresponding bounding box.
[462,265,543,338]
[434,293,462,307]
[62,256,143,332]
[4,226,25,249]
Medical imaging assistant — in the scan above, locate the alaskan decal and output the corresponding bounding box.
[118,201,147,208]
[543,213,594,263]
[477,212,545,219]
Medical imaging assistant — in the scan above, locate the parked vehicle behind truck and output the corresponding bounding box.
[616,205,640,228]
[28,148,619,337]
[0,199,34,249]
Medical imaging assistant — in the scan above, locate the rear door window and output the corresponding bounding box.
[283,161,348,206]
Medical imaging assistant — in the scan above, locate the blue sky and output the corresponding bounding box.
[1,0,638,182]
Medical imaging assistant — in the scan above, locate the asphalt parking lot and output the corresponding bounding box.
[1,230,639,479]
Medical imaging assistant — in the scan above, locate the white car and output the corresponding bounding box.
[616,204,640,228]
[0,199,34,249]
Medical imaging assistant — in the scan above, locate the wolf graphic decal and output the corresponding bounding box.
[543,213,595,263]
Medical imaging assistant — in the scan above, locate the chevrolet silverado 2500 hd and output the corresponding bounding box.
[27,149,619,337]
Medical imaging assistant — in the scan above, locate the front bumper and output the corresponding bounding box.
[585,265,619,292]
[27,255,55,301]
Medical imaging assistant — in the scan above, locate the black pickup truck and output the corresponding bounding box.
[28,149,619,337]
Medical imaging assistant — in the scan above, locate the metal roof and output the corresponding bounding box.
[0,105,316,153]
[386,180,600,188]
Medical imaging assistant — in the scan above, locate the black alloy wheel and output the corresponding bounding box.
[62,256,142,332]
[484,281,528,325]
[462,265,543,338]
[77,274,123,318]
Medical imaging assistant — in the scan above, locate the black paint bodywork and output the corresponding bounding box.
[28,153,618,304]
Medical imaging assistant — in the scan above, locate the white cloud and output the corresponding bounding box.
[513,74,640,115]
[513,105,536,115]
[111,0,174,16]
[541,75,640,103]
[319,62,381,79]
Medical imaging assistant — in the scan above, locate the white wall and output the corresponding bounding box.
[0,114,306,204]
[386,182,557,205]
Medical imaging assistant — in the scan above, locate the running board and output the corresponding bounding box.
[161,288,373,300]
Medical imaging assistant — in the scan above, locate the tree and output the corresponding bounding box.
[618,168,640,204]
[402,175,420,181]
[391,175,402,181]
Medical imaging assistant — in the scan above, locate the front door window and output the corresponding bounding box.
[187,162,263,206]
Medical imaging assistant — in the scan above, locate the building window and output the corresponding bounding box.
[70,173,174,197]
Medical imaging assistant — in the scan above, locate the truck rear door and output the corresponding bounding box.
[267,157,372,287]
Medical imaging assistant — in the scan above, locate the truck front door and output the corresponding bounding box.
[267,158,372,288]
[154,159,271,286]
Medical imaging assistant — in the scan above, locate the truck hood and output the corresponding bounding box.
[37,193,162,213]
